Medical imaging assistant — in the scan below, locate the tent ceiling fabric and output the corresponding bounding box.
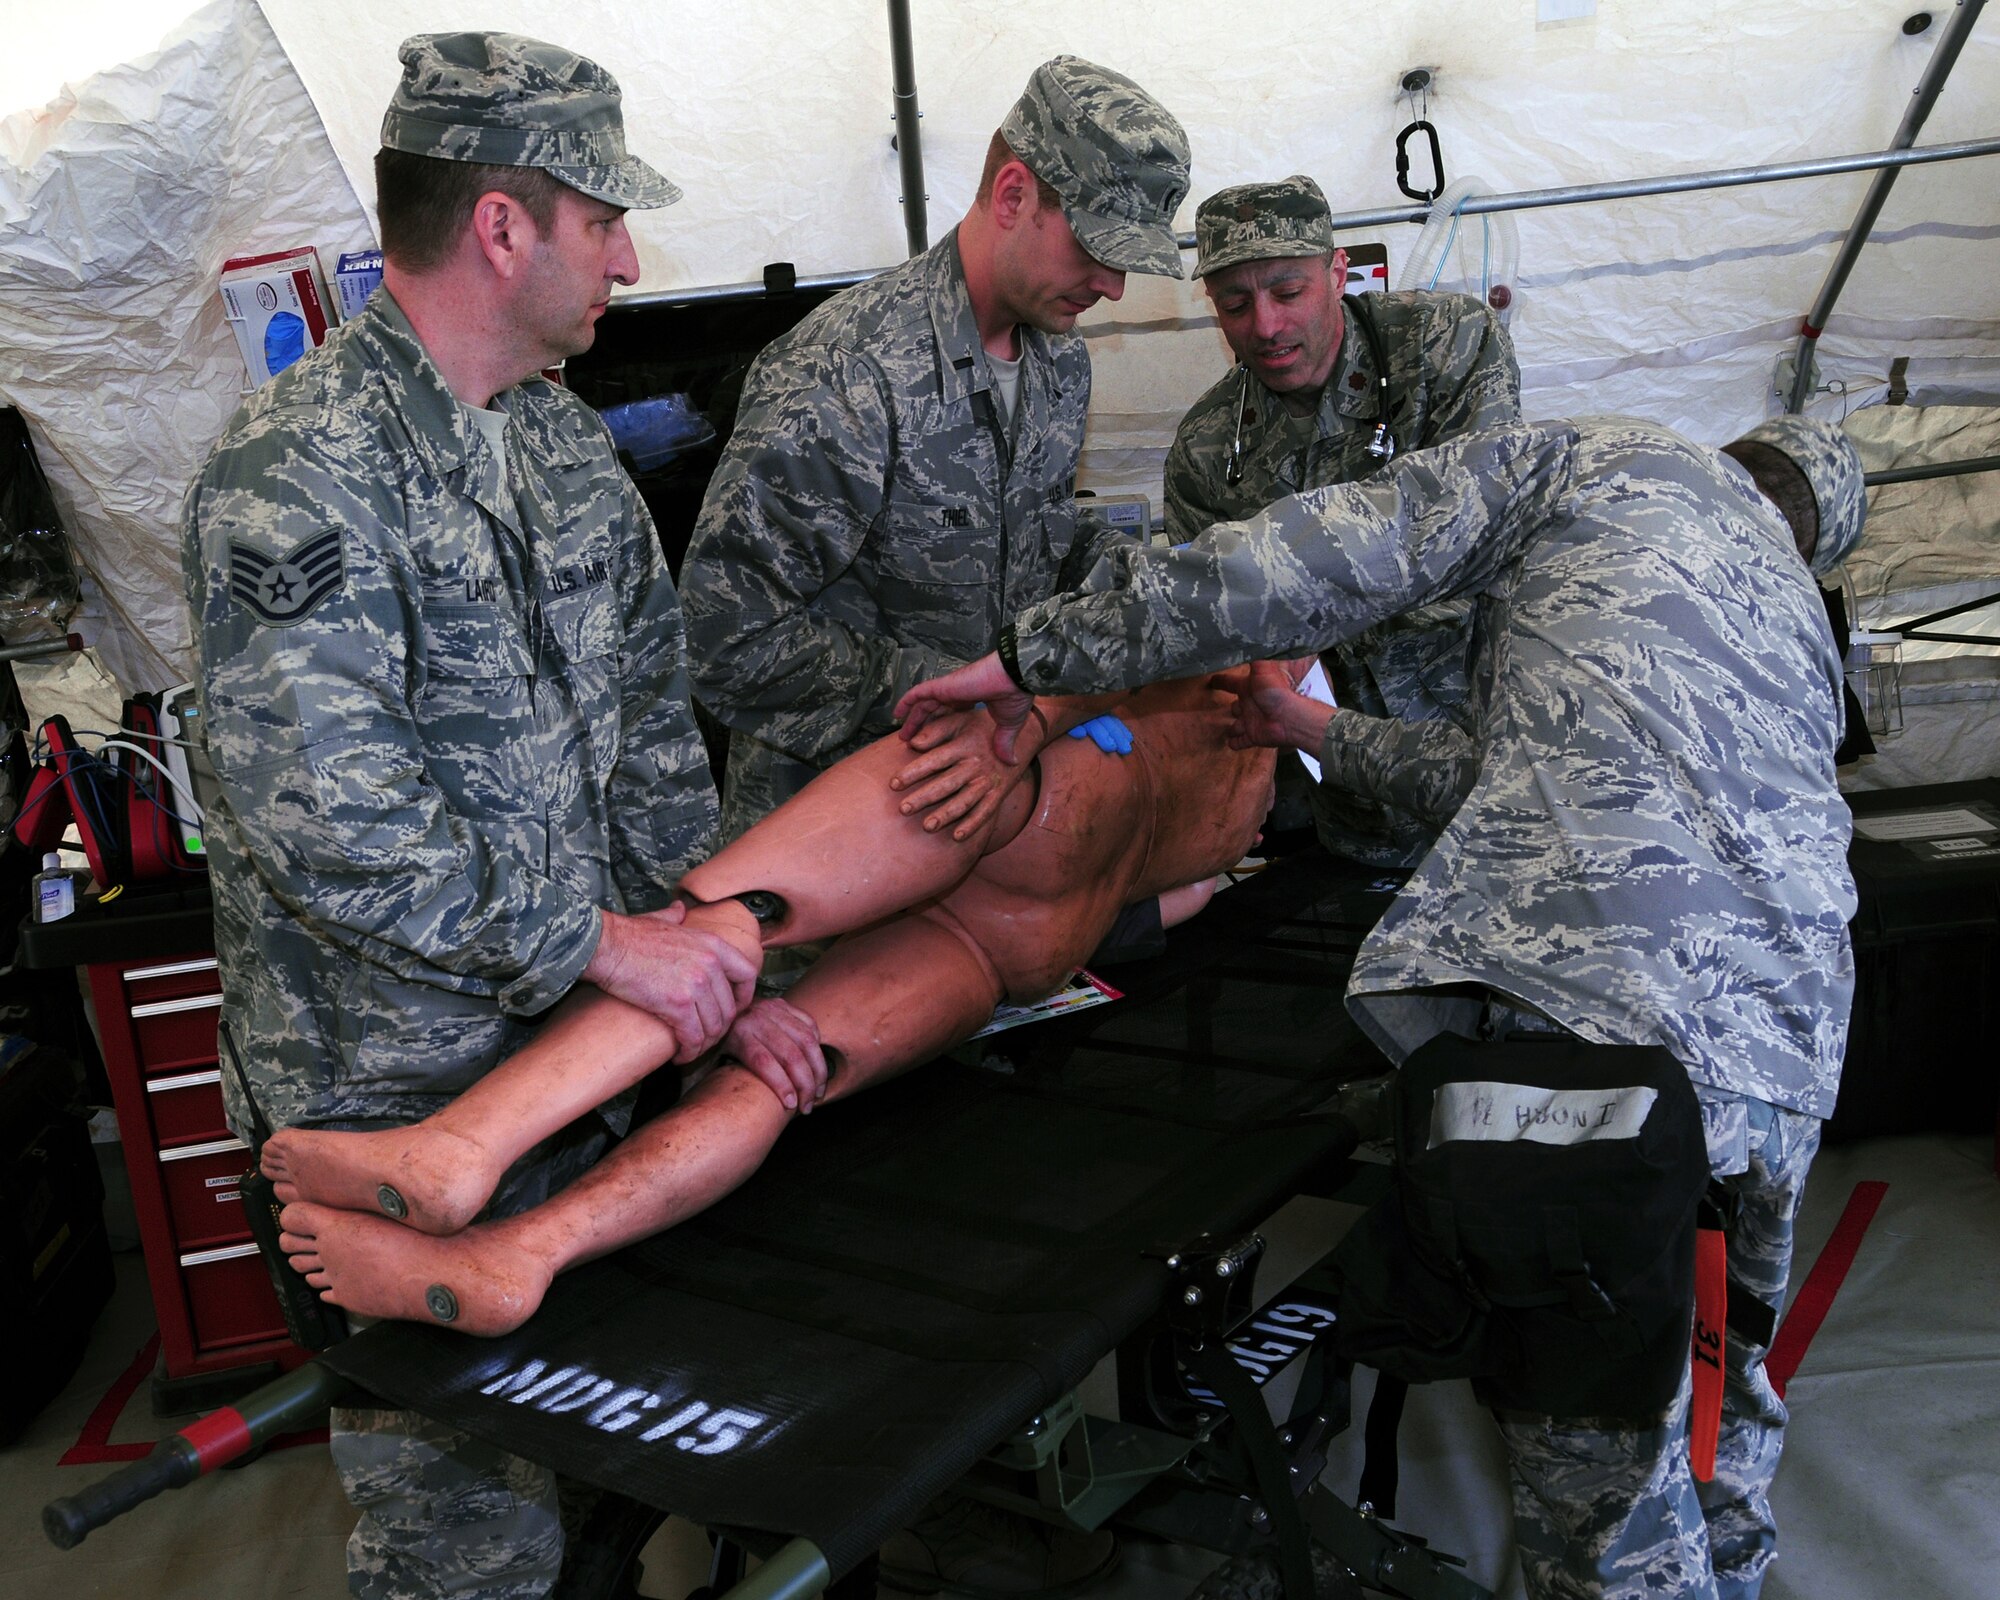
[261,0,2000,471]
[1,0,1996,688]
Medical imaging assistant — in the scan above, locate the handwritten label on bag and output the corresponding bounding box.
[1429,1081,1658,1148]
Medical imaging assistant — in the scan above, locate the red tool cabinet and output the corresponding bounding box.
[23,891,308,1414]
[86,948,310,1410]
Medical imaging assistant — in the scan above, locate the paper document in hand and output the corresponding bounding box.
[1295,660,1337,781]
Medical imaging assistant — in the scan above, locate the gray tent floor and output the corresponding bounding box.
[3,1132,1993,1600]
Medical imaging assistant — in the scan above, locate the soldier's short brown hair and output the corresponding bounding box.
[374,148,570,273]
[974,132,1062,211]
[1722,438,1821,562]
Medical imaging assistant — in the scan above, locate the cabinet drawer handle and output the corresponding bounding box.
[130,993,225,1020]
[158,1136,249,1163]
[180,1241,259,1267]
[147,1069,223,1093]
[126,957,220,982]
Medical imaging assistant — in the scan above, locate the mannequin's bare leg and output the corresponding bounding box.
[261,900,760,1234]
[278,910,1006,1334]
[675,709,1048,944]
[277,1065,790,1336]
[263,986,686,1234]
[1159,875,1220,929]
[262,713,1053,1232]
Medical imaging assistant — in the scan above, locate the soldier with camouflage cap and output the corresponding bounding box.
[182,31,808,1599]
[681,56,1189,841]
[898,413,1865,1600]
[1166,174,1521,867]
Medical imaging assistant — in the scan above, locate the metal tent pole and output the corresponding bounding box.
[1864,453,2000,486]
[1784,0,1989,412]
[1301,134,2000,239]
[886,0,928,258]
[612,135,2000,312]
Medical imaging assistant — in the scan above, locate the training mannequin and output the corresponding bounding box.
[264,673,1275,1335]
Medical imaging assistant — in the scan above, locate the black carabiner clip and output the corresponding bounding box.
[1395,119,1444,203]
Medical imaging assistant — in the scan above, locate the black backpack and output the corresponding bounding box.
[1330,1032,1709,1418]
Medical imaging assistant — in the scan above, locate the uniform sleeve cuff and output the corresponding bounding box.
[1317,713,1377,793]
[497,894,602,1015]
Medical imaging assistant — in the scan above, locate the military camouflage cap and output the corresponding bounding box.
[1000,56,1190,278]
[1727,416,1867,575]
[382,33,680,210]
[1194,176,1337,279]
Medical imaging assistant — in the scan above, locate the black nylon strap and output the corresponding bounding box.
[1726,1284,1779,1350]
[217,1020,273,1153]
[1357,1373,1407,1518]
[995,623,1026,688]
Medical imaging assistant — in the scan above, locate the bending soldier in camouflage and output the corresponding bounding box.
[899,414,1866,1600]
[1167,175,1520,865]
[681,57,1190,838]
[182,33,790,1600]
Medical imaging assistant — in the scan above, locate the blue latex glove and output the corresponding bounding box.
[1066,713,1133,755]
[262,311,307,376]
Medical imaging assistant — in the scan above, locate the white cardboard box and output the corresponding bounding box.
[218,246,335,388]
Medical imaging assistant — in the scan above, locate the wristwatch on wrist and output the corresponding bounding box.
[996,624,1027,689]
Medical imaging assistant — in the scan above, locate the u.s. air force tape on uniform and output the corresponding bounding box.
[1429,1081,1660,1147]
[228,530,345,626]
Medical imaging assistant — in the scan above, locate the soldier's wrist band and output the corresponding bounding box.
[996,624,1027,689]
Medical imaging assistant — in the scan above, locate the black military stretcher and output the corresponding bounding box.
[45,849,1492,1600]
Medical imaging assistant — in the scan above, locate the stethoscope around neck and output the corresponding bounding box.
[1224,294,1397,487]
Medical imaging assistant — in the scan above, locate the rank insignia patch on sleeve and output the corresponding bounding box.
[229,529,345,625]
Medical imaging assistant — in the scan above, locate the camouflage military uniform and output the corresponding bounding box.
[681,235,1112,835]
[1168,176,1518,863]
[183,287,716,1139]
[682,56,1189,838]
[184,283,716,1598]
[1004,415,1864,1598]
[182,33,705,1600]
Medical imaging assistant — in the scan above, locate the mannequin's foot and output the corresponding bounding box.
[277,1201,554,1337]
[262,1122,502,1235]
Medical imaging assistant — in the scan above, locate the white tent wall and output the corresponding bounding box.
[1839,404,2000,791]
[1,0,1997,710]
[0,0,368,688]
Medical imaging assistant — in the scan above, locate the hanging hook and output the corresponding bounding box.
[1394,67,1443,204]
[1396,120,1445,203]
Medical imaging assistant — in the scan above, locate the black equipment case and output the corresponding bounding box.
[0,1041,114,1443]
[1837,778,2000,1145]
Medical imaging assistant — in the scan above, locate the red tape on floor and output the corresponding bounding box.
[1766,1179,1889,1400]
[59,1333,327,1467]
[59,1334,160,1465]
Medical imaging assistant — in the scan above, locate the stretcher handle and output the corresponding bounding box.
[44,1361,352,1549]
[43,1437,204,1549]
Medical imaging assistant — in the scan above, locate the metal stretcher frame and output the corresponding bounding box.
[46,851,1491,1600]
